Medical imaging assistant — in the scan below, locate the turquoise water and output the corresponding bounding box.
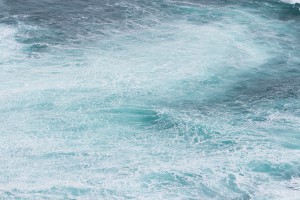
[0,0,300,199]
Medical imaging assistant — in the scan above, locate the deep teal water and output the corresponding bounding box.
[0,0,300,199]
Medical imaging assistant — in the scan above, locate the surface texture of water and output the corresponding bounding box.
[0,0,300,199]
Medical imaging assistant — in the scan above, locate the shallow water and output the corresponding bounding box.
[0,0,300,199]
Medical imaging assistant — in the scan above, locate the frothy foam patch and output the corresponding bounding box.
[281,0,300,4]
[0,1,299,199]
[0,26,23,64]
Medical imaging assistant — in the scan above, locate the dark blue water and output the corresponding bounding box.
[0,0,300,199]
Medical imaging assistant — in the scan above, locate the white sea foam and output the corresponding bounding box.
[0,26,22,63]
[0,2,299,199]
[281,0,300,4]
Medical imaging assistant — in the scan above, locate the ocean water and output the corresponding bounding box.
[0,0,300,199]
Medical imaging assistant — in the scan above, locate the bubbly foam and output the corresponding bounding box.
[0,0,299,199]
[281,0,300,4]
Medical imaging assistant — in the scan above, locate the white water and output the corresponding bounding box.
[0,0,300,199]
[281,0,300,4]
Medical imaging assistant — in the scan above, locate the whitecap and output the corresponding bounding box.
[281,0,300,4]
